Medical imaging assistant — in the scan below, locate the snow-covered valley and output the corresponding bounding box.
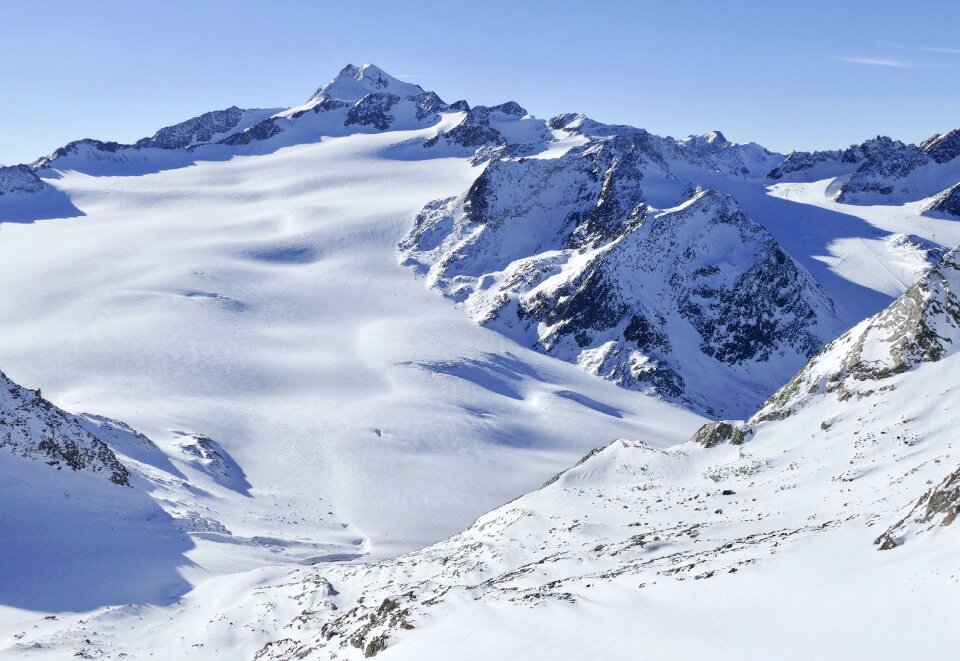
[1,63,959,659]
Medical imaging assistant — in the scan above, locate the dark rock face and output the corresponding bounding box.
[920,128,960,164]
[766,145,862,180]
[414,92,447,121]
[136,106,247,149]
[765,135,946,204]
[0,165,45,196]
[691,422,746,448]
[0,370,129,485]
[835,137,929,202]
[345,93,400,130]
[489,101,527,117]
[220,118,283,146]
[424,102,532,152]
[922,183,960,218]
[876,464,960,549]
[427,105,506,149]
[684,239,824,364]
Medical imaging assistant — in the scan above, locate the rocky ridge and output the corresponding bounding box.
[403,142,839,416]
[0,369,129,485]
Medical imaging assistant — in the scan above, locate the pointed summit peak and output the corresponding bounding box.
[309,63,426,103]
[680,130,731,152]
[706,130,728,144]
[671,185,730,211]
[336,63,361,79]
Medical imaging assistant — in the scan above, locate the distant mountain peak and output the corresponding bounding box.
[680,130,730,151]
[309,62,426,103]
[921,128,960,164]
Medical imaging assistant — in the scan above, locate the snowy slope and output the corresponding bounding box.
[2,62,960,659]
[0,73,711,657]
[228,250,960,661]
[404,181,841,417]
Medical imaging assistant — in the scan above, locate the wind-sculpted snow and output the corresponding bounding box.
[6,61,960,659]
[23,248,959,653]
[247,246,960,661]
[251,347,960,658]
[403,147,841,417]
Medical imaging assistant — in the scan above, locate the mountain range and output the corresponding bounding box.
[0,63,958,659]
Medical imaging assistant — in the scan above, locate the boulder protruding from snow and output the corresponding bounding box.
[876,464,960,550]
[691,421,747,448]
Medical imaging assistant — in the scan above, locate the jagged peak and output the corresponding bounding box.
[858,134,914,154]
[486,101,528,117]
[308,62,427,103]
[920,128,960,164]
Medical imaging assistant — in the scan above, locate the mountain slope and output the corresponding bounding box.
[922,182,960,218]
[2,62,960,659]
[228,247,960,660]
[0,369,128,485]
[403,143,842,416]
[0,81,708,637]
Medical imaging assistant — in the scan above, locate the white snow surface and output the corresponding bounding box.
[0,123,703,656]
[1,64,960,659]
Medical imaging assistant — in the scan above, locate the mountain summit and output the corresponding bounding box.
[308,63,426,103]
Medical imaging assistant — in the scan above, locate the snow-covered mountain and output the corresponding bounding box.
[238,248,960,660]
[2,62,960,660]
[0,63,712,657]
[402,126,838,416]
[922,182,960,218]
[768,132,960,206]
[29,105,278,174]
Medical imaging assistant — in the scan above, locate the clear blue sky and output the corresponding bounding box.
[2,0,959,164]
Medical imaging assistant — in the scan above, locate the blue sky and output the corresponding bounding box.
[2,0,959,164]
